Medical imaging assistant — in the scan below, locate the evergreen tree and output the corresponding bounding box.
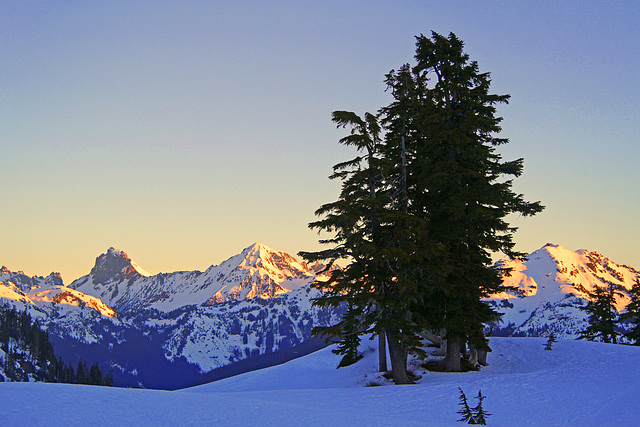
[89,362,103,385]
[0,305,89,384]
[544,332,557,350]
[76,359,88,384]
[622,279,640,344]
[470,390,490,425]
[303,31,542,383]
[457,388,490,424]
[579,285,623,344]
[332,304,365,368]
[457,387,474,423]
[300,111,397,374]
[404,32,543,371]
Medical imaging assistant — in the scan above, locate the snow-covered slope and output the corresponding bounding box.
[1,337,638,426]
[487,243,640,338]
[69,243,318,313]
[0,266,120,346]
[0,266,116,318]
[158,285,339,372]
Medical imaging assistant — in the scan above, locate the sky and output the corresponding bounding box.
[1,1,638,282]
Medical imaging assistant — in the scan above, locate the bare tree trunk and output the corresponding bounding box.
[378,330,388,372]
[478,349,488,366]
[468,343,478,366]
[419,330,442,346]
[386,329,414,384]
[445,336,462,372]
[435,335,447,356]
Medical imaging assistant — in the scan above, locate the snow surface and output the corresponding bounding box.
[1,337,638,426]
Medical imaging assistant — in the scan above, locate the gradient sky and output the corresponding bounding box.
[2,1,638,282]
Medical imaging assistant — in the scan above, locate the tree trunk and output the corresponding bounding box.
[445,336,462,372]
[468,343,478,366]
[478,349,488,366]
[378,331,388,372]
[386,329,414,384]
[435,335,447,357]
[419,329,442,346]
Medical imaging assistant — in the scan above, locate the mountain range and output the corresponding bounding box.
[1,243,342,388]
[1,242,638,388]
[486,243,639,338]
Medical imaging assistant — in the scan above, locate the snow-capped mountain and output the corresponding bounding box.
[0,265,120,345]
[1,243,341,389]
[487,243,639,338]
[0,266,116,319]
[3,241,637,389]
[69,243,319,313]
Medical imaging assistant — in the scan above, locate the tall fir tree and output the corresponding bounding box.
[303,31,542,383]
[384,32,543,371]
[579,285,623,344]
[300,111,394,372]
[544,332,557,350]
[622,279,640,344]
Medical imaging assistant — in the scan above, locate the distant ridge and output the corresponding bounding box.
[2,242,638,389]
[487,243,639,338]
[68,242,319,313]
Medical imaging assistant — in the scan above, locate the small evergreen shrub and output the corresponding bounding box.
[457,387,491,425]
[544,332,557,351]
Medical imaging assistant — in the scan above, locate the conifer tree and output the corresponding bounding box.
[457,387,474,423]
[579,285,623,344]
[304,31,542,383]
[76,359,88,384]
[332,304,365,368]
[622,279,640,344]
[300,110,393,372]
[457,388,490,424]
[402,32,543,371]
[470,390,490,425]
[544,332,557,350]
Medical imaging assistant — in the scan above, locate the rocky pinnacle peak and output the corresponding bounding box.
[89,247,146,282]
[106,247,130,259]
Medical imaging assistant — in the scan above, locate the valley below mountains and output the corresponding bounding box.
[1,242,638,389]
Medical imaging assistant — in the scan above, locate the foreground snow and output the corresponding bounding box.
[1,337,639,426]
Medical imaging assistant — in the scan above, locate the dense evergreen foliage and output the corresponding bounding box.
[544,332,557,351]
[457,388,490,424]
[622,279,640,344]
[302,31,543,384]
[578,285,623,344]
[0,304,113,386]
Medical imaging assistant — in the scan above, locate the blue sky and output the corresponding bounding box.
[1,1,638,281]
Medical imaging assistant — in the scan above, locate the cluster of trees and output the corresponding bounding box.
[579,279,640,345]
[301,32,543,384]
[457,388,490,425]
[0,304,113,386]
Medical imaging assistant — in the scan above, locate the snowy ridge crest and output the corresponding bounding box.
[487,243,639,338]
[69,243,320,313]
[0,266,116,321]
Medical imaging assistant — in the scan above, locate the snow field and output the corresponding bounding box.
[2,337,639,426]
